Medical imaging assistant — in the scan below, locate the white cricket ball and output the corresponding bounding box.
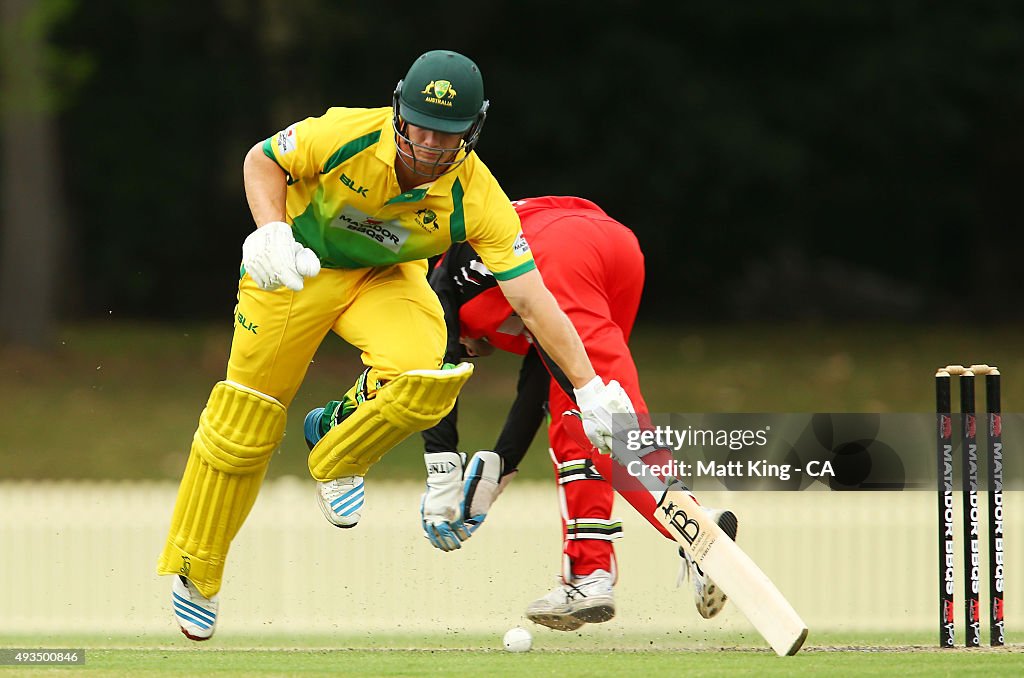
[502,626,532,652]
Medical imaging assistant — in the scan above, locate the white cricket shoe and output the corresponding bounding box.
[679,508,739,619]
[171,575,218,641]
[316,476,365,528]
[526,569,615,631]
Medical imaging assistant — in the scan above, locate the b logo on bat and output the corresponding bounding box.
[661,500,700,545]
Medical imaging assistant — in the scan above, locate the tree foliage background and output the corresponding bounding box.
[3,1,1022,342]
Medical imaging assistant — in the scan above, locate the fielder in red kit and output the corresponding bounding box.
[421,196,738,631]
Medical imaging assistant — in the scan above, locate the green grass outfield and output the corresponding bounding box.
[0,633,1021,677]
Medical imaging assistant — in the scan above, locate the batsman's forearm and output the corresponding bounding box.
[243,143,288,227]
[517,299,595,388]
[525,316,594,387]
[497,269,596,387]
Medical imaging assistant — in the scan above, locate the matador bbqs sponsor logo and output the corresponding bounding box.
[276,124,297,155]
[512,231,530,256]
[331,205,410,253]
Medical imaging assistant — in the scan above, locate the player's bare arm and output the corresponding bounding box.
[242,143,288,226]
[495,269,595,388]
[498,269,637,454]
[238,143,319,291]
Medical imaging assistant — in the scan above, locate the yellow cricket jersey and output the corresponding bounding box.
[261,107,535,280]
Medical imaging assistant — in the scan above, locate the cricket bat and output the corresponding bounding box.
[564,411,808,656]
[655,479,808,656]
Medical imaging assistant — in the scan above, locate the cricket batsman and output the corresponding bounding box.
[158,53,634,641]
[407,196,739,631]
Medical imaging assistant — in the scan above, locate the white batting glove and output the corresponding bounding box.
[461,451,509,536]
[573,376,638,454]
[421,452,469,551]
[241,221,320,291]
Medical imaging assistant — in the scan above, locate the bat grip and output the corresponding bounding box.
[561,409,680,495]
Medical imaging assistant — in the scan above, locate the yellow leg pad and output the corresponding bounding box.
[308,362,473,480]
[157,381,286,598]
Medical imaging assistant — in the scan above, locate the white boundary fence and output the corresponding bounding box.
[0,478,1019,640]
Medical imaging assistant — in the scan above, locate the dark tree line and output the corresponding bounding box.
[3,1,1022,347]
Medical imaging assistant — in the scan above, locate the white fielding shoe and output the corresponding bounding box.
[171,575,218,641]
[526,569,615,631]
[316,476,365,528]
[679,508,739,619]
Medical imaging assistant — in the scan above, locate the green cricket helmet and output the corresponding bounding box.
[392,50,489,176]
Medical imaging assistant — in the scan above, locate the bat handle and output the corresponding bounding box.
[561,408,680,496]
